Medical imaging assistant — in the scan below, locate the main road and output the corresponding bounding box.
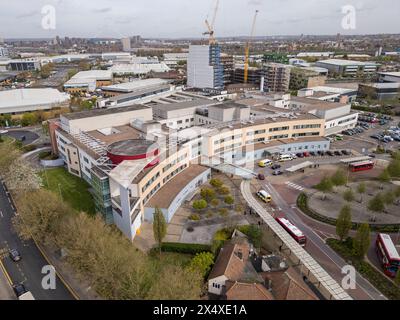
[0,180,75,300]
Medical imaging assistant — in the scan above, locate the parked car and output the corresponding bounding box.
[272,170,283,176]
[257,173,265,180]
[296,152,304,158]
[271,164,281,170]
[326,151,334,156]
[317,150,325,156]
[303,152,310,157]
[9,249,21,262]
[341,150,351,156]
[309,151,317,156]
[334,150,341,156]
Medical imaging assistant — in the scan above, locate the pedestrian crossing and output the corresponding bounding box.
[285,181,304,191]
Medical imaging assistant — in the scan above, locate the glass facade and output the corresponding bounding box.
[91,168,113,224]
[209,45,224,89]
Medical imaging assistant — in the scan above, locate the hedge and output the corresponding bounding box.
[160,242,212,254]
[326,238,400,300]
[297,193,400,233]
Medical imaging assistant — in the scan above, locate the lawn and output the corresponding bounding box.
[41,167,96,215]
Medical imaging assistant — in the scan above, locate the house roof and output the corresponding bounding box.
[261,267,318,300]
[225,281,274,300]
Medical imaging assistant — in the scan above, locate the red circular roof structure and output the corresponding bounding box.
[107,139,159,166]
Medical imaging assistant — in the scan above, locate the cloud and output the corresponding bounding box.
[93,7,112,13]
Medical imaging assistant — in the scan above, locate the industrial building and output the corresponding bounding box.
[163,53,188,67]
[377,71,400,83]
[187,44,224,89]
[8,59,41,72]
[0,46,9,58]
[0,88,70,114]
[100,78,170,97]
[63,70,113,93]
[315,59,378,77]
[358,82,400,101]
[297,86,358,103]
[110,62,170,77]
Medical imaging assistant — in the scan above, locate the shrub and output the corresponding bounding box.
[224,195,235,206]
[218,208,228,217]
[188,214,200,221]
[217,185,230,195]
[238,225,262,248]
[192,199,207,211]
[235,204,243,212]
[200,188,216,201]
[161,242,212,254]
[210,178,223,188]
[187,252,215,278]
[21,144,37,153]
[210,198,219,207]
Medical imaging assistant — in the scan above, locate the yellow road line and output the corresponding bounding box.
[0,259,13,286]
[33,238,80,300]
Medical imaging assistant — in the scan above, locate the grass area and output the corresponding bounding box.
[149,252,194,268]
[297,193,400,233]
[326,238,400,300]
[41,167,96,215]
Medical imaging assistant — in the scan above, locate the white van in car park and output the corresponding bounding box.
[278,154,293,162]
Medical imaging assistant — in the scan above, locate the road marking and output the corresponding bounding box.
[0,259,13,286]
[285,181,304,191]
[0,210,3,218]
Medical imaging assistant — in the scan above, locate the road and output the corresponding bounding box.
[0,180,75,300]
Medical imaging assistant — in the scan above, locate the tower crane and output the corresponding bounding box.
[203,0,220,45]
[244,10,259,83]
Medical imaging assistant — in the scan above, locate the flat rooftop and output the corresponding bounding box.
[70,70,112,80]
[101,78,169,92]
[152,98,215,111]
[62,104,150,120]
[378,71,400,77]
[317,59,377,66]
[87,125,142,145]
[0,88,70,109]
[146,164,209,209]
[291,96,349,110]
[251,136,329,152]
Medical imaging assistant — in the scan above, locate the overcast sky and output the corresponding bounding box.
[1,0,399,39]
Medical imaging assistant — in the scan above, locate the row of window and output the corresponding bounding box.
[162,154,187,173]
[293,124,321,130]
[214,134,242,145]
[163,163,187,184]
[142,172,160,193]
[269,126,289,132]
[292,132,320,137]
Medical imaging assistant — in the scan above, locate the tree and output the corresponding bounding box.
[357,182,366,202]
[387,158,400,178]
[352,223,371,259]
[368,193,385,217]
[217,185,230,195]
[21,112,39,126]
[224,195,234,206]
[379,168,391,184]
[343,189,355,202]
[383,191,395,205]
[200,188,216,201]
[193,199,207,211]
[394,186,400,198]
[209,178,223,188]
[331,169,347,186]
[187,252,215,278]
[395,269,400,287]
[315,176,333,200]
[336,205,352,241]
[153,207,167,256]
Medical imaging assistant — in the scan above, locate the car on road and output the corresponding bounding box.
[9,248,21,262]
[272,170,283,176]
[370,134,380,140]
[12,283,27,297]
[257,173,265,180]
[309,151,317,156]
[271,164,281,170]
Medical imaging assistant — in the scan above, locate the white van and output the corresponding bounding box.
[278,154,293,162]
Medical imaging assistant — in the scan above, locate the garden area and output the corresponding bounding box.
[188,177,244,222]
[41,167,96,215]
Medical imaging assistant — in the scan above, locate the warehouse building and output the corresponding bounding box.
[315,59,378,77]
[63,70,113,93]
[358,82,400,100]
[0,88,70,114]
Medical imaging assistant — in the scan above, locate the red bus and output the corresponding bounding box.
[276,217,306,246]
[375,233,400,278]
[349,160,374,172]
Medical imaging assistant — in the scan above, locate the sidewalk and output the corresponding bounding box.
[38,243,101,300]
[0,262,14,300]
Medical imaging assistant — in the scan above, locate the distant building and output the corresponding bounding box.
[63,70,113,93]
[315,59,378,77]
[297,86,358,103]
[0,46,9,58]
[377,71,400,83]
[264,52,289,64]
[260,63,291,93]
[163,53,188,67]
[289,67,327,90]
[233,67,260,86]
[358,83,400,101]
[220,53,234,86]
[0,88,70,114]
[121,37,131,52]
[187,44,224,89]
[9,59,41,72]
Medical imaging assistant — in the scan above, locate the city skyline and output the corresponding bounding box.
[1,0,400,39]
